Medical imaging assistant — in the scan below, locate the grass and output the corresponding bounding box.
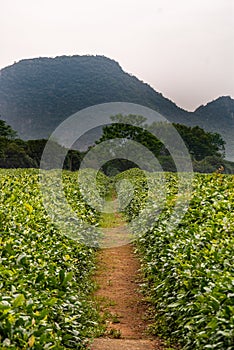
[99,188,124,228]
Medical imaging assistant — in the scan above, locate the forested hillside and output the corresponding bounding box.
[0,55,233,160]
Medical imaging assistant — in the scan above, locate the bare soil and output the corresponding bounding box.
[90,212,165,349]
[91,339,162,350]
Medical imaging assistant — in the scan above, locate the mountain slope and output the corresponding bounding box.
[0,55,233,160]
[0,55,188,138]
[192,96,234,160]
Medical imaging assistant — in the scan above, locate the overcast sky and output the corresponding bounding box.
[1,0,234,111]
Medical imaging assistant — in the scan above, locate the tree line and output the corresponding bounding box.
[0,116,233,174]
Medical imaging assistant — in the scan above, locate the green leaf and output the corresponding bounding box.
[13,294,25,308]
[59,269,65,284]
[62,271,73,286]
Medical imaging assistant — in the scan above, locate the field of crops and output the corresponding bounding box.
[0,169,106,349]
[1,168,234,349]
[116,169,234,349]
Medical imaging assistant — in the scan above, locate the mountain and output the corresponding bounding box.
[192,97,234,160]
[0,55,233,160]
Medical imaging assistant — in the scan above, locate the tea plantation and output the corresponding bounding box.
[0,168,234,349]
[0,169,106,349]
[116,169,234,349]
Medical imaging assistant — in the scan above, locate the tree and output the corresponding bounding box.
[26,139,48,167]
[0,140,36,168]
[97,114,163,154]
[0,118,17,139]
[173,124,225,161]
[95,114,226,173]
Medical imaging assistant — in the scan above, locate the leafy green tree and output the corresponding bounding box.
[0,141,36,168]
[0,118,17,139]
[173,124,225,160]
[96,114,226,173]
[26,139,48,167]
[97,114,163,155]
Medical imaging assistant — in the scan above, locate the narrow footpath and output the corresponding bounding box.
[90,205,165,350]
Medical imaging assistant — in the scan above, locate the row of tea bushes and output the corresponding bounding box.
[0,169,106,349]
[116,169,234,349]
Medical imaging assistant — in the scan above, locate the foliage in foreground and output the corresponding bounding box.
[0,169,106,349]
[116,169,234,349]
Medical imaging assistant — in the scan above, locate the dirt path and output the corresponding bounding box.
[90,209,165,350]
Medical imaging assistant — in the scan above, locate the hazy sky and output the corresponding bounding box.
[1,0,234,111]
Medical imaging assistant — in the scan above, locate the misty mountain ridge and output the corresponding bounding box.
[0,55,233,160]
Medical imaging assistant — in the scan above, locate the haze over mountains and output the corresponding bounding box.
[0,55,233,160]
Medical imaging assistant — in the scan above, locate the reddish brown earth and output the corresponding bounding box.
[90,220,166,349]
[91,338,161,350]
